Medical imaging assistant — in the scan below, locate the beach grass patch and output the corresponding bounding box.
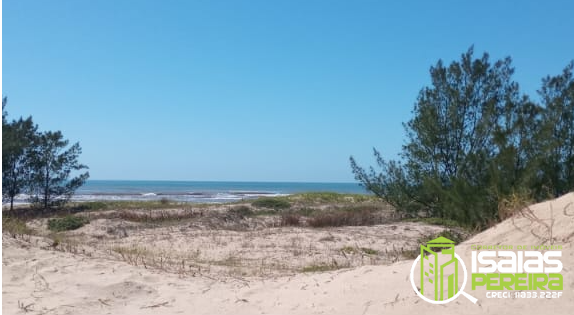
[308,208,384,227]
[286,192,377,204]
[340,246,358,254]
[280,212,301,226]
[228,205,255,218]
[360,247,378,255]
[2,216,33,238]
[47,215,89,232]
[340,246,378,255]
[251,197,291,210]
[301,263,341,273]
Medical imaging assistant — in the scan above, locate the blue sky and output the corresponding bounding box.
[3,0,573,182]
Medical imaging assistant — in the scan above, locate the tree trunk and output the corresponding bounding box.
[44,168,50,209]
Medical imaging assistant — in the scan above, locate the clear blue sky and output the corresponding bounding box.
[3,0,573,182]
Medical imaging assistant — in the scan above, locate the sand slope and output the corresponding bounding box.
[3,193,573,314]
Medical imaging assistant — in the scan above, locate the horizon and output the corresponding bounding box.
[3,0,574,182]
[85,179,358,184]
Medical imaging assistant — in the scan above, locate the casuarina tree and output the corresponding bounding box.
[350,47,541,227]
[28,131,90,208]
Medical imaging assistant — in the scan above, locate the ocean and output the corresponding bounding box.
[63,180,368,203]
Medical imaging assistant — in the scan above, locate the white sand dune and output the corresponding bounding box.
[3,193,573,314]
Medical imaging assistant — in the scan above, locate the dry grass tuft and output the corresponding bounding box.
[2,216,33,240]
[308,209,386,228]
[280,213,301,226]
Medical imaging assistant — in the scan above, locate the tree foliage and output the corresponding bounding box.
[2,99,89,209]
[536,62,574,197]
[351,48,574,228]
[2,98,38,210]
[28,131,90,208]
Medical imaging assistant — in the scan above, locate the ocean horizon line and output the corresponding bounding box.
[86,179,359,184]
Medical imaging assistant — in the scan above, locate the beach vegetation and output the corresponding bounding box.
[251,197,291,210]
[2,216,33,239]
[340,246,378,255]
[285,192,376,204]
[2,98,90,209]
[2,97,38,210]
[114,209,197,223]
[301,263,342,273]
[351,47,574,229]
[535,62,574,198]
[280,212,301,226]
[28,131,89,208]
[307,208,384,227]
[69,200,192,212]
[47,215,89,232]
[293,207,317,217]
[360,247,378,255]
[228,205,255,218]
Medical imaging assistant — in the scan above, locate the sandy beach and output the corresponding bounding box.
[2,193,572,314]
[4,1,573,314]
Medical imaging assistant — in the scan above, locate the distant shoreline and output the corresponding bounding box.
[5,181,369,205]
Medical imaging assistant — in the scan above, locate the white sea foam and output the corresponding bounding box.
[66,192,276,204]
[53,181,365,204]
[3,186,297,206]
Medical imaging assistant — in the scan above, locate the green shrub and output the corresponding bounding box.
[48,215,89,232]
[251,197,291,210]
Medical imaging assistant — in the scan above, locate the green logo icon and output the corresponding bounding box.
[409,236,478,304]
[420,236,458,301]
